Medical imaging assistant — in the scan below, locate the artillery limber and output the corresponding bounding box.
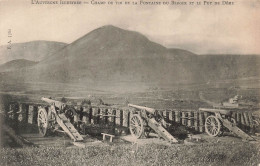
[199,108,254,141]
[37,97,83,142]
[128,104,178,143]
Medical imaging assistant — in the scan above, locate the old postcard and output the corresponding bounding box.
[0,0,259,165]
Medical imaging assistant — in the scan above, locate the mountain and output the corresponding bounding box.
[21,25,202,85]
[198,54,260,81]
[0,41,67,65]
[0,59,38,72]
[1,25,259,89]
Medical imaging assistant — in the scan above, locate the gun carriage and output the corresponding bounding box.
[37,97,83,142]
[199,108,254,140]
[128,104,178,143]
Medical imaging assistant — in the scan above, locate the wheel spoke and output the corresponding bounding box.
[131,116,136,122]
[132,127,137,134]
[205,115,221,137]
[130,114,143,138]
[37,109,48,136]
[213,128,218,135]
[209,127,214,133]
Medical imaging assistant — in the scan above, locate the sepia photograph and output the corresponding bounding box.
[0,0,259,165]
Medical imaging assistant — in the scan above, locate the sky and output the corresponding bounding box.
[0,0,259,54]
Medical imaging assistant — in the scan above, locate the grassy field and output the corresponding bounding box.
[2,78,260,110]
[1,142,260,166]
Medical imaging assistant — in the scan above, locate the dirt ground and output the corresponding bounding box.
[1,78,260,110]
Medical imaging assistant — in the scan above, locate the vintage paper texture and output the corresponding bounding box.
[0,0,260,165]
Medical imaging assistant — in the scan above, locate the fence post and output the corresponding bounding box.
[91,107,99,124]
[104,108,108,124]
[18,104,28,125]
[199,112,204,132]
[182,112,187,126]
[99,108,107,125]
[112,109,116,127]
[236,113,241,127]
[169,110,173,125]
[28,105,37,124]
[163,110,168,126]
[243,112,250,126]
[175,111,180,123]
[115,109,121,126]
[187,111,192,127]
[241,113,245,125]
[194,111,199,131]
[231,112,237,123]
[82,106,92,125]
[248,112,254,128]
[122,109,129,128]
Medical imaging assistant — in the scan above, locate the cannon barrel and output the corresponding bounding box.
[128,104,155,114]
[41,97,58,104]
[41,97,65,109]
[199,108,231,116]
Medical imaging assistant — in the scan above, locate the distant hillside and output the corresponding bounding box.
[24,25,202,85]
[0,25,259,89]
[0,41,67,64]
[0,59,38,72]
[199,54,260,81]
[166,48,197,61]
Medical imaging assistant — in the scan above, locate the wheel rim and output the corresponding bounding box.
[37,108,48,136]
[65,108,76,123]
[205,115,221,137]
[130,114,144,138]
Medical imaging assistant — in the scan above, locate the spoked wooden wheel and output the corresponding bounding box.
[37,108,49,137]
[205,115,222,137]
[65,108,77,123]
[130,114,144,138]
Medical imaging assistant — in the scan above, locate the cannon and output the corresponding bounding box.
[128,104,178,143]
[37,97,83,142]
[199,108,254,141]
